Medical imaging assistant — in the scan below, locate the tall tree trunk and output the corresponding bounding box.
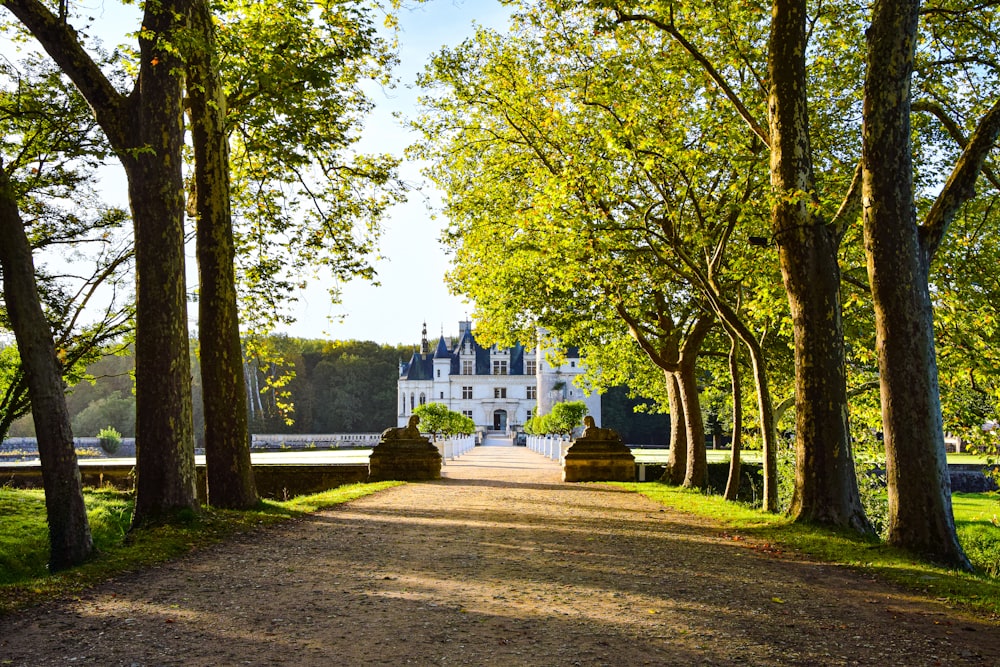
[696,281,780,510]
[188,0,258,509]
[677,318,713,489]
[4,0,199,527]
[769,0,870,532]
[862,0,969,568]
[127,0,199,525]
[677,359,706,489]
[723,332,743,502]
[661,370,688,485]
[0,168,93,570]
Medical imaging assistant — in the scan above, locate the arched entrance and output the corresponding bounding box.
[492,409,508,432]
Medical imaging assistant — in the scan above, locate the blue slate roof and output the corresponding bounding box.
[434,335,450,359]
[399,323,580,379]
[401,352,433,381]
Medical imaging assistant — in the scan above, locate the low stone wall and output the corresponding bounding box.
[0,461,371,502]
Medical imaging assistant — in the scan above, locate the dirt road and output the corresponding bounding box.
[1,446,997,666]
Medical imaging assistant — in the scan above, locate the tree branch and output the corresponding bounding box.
[2,0,128,149]
[920,96,1000,262]
[611,7,770,146]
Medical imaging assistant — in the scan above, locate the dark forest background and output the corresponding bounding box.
[6,337,668,445]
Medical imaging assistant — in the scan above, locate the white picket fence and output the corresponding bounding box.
[250,433,382,449]
[433,434,476,462]
[526,434,572,461]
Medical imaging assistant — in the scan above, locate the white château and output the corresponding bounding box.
[397,321,601,436]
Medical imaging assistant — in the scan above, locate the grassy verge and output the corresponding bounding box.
[619,482,1000,619]
[0,481,402,616]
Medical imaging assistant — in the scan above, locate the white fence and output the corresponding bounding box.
[250,433,382,449]
[526,434,571,461]
[434,435,476,462]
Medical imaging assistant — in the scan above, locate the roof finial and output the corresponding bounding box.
[420,321,429,355]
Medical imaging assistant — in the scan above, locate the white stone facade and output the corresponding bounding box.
[397,321,600,435]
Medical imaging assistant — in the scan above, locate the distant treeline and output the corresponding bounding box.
[6,336,669,445]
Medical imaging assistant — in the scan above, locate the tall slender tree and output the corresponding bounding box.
[3,0,200,525]
[187,0,257,509]
[862,0,1000,568]
[0,164,92,569]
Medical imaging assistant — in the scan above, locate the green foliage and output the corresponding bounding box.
[854,453,890,539]
[524,413,544,435]
[72,392,136,439]
[215,0,405,334]
[273,339,413,433]
[525,402,587,436]
[63,337,410,436]
[97,426,122,455]
[0,54,133,441]
[413,402,475,438]
[540,401,587,436]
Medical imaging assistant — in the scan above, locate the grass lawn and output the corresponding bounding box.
[630,448,992,466]
[0,481,401,615]
[622,483,1000,618]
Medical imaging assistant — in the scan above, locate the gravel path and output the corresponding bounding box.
[1,446,998,666]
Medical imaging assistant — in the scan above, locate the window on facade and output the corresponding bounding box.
[494,387,507,399]
[462,359,474,375]
[526,409,533,421]
[526,385,537,400]
[436,369,440,378]
[571,360,576,367]
[419,393,426,406]
[462,386,473,399]
[439,392,444,399]
[492,360,508,375]
[525,360,536,375]
[462,410,473,419]
[410,393,415,410]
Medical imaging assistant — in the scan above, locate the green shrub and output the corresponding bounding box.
[97,426,122,455]
[958,523,1000,577]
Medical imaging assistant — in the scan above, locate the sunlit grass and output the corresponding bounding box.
[618,482,1000,618]
[0,481,402,615]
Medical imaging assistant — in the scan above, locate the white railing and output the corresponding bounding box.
[526,434,571,461]
[250,433,382,449]
[434,434,476,462]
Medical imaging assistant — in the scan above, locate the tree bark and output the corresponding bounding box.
[676,362,706,488]
[4,0,200,525]
[769,0,870,533]
[0,168,93,570]
[862,0,970,569]
[188,0,258,509]
[661,370,687,485]
[127,0,199,525]
[678,317,713,489]
[723,333,743,502]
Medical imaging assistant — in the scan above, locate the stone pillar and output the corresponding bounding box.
[562,416,635,483]
[368,416,442,482]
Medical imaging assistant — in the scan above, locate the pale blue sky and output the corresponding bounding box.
[284,0,512,344]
